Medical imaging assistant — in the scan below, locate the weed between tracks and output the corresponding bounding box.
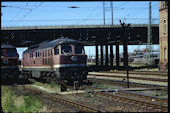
[83,91,97,105]
[92,83,115,89]
[30,79,60,92]
[1,86,43,112]
[154,90,166,97]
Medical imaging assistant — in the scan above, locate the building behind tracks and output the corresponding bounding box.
[159,1,168,70]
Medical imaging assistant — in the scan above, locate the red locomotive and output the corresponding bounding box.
[1,43,19,82]
[21,37,88,84]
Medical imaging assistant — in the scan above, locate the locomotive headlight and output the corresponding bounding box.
[3,59,9,64]
[71,56,78,61]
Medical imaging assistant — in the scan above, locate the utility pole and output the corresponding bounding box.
[103,1,105,25]
[110,1,113,25]
[146,1,153,69]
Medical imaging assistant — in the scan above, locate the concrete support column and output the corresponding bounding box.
[100,45,103,65]
[110,44,113,66]
[123,44,128,67]
[95,44,99,65]
[116,44,120,67]
[105,44,108,66]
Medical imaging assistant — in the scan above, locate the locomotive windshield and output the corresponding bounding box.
[75,45,85,54]
[61,45,72,54]
[1,49,18,57]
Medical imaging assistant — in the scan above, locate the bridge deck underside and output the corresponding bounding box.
[1,27,159,47]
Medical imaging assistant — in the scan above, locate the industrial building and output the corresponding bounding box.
[159,1,168,70]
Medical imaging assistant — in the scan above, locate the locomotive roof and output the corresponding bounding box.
[23,37,84,53]
[1,43,16,49]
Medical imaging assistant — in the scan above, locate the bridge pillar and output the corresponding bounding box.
[95,44,99,65]
[100,45,103,65]
[110,44,113,66]
[105,44,108,66]
[116,44,120,67]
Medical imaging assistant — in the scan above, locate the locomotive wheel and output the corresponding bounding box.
[51,74,59,82]
[14,75,19,82]
[29,72,32,79]
[40,72,47,83]
[46,78,51,83]
[46,73,52,83]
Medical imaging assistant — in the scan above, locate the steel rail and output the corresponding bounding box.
[117,90,168,105]
[87,78,168,92]
[86,86,168,112]
[22,85,106,112]
[100,71,168,76]
[96,92,168,112]
[88,74,168,82]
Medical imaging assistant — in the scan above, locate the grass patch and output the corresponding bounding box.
[1,86,43,112]
[84,91,93,98]
[154,90,166,96]
[30,78,61,92]
[92,83,114,89]
[49,81,58,88]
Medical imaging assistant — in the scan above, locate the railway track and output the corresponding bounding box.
[12,81,168,112]
[100,71,168,76]
[86,78,168,92]
[88,73,168,82]
[85,86,168,112]
[18,85,106,112]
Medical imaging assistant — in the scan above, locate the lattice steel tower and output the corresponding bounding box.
[146,2,153,68]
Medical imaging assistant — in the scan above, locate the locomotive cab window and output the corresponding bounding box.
[75,45,85,54]
[61,45,72,54]
[54,47,59,55]
[1,49,4,56]
[2,49,18,57]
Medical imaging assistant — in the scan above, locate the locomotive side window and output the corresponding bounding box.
[61,45,72,54]
[75,45,85,54]
[45,50,47,57]
[30,53,33,58]
[43,51,44,57]
[51,50,53,55]
[54,47,59,55]
[43,59,45,65]
[45,58,47,65]
[48,58,50,65]
[48,50,50,56]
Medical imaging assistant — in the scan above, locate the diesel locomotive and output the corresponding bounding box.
[21,37,88,84]
[1,43,20,82]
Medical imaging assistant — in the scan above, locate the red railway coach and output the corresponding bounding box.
[21,37,88,84]
[1,43,20,81]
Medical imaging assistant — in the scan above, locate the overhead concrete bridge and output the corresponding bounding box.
[1,24,159,47]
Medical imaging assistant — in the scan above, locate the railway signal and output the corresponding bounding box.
[119,20,131,88]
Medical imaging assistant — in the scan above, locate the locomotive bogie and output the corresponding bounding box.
[1,67,19,80]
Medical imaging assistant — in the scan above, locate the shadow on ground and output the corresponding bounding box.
[1,76,33,85]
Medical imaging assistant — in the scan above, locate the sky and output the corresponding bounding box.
[1,1,160,59]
